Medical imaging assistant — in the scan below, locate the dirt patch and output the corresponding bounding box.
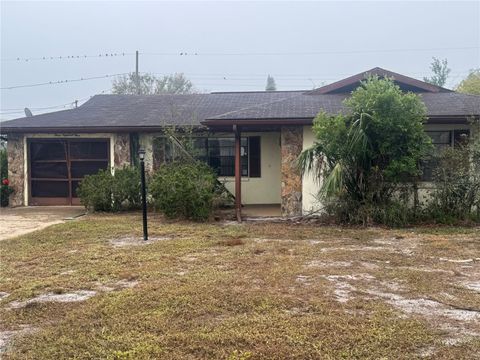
[218,238,244,246]
[109,236,173,247]
[323,274,375,303]
[8,290,96,309]
[94,279,139,293]
[463,281,480,293]
[306,260,352,268]
[439,257,475,263]
[368,289,480,321]
[0,325,35,354]
[0,206,85,241]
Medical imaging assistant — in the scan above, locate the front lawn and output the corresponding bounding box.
[0,214,479,359]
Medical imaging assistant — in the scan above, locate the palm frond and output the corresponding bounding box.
[297,142,323,178]
[321,162,345,198]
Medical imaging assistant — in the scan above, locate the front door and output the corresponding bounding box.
[29,139,110,205]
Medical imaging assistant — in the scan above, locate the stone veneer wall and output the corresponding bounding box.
[113,134,131,168]
[7,134,25,206]
[281,126,303,217]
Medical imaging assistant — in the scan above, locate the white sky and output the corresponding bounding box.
[1,0,479,120]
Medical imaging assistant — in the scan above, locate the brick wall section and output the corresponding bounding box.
[7,134,25,206]
[281,126,303,217]
[113,134,131,168]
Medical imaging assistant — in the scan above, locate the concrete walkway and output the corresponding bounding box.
[0,206,85,241]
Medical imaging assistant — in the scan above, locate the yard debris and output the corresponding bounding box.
[8,290,96,309]
[0,292,10,301]
[109,236,173,247]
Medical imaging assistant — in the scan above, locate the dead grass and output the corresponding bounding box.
[0,213,479,359]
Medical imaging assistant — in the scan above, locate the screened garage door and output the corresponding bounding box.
[29,139,110,205]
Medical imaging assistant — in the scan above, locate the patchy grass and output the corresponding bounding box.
[0,213,479,359]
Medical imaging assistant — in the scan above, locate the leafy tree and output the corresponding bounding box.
[299,76,432,225]
[265,75,277,91]
[423,57,450,87]
[112,72,195,95]
[456,68,480,95]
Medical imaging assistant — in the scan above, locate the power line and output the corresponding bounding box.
[0,88,113,116]
[2,46,477,62]
[1,52,134,62]
[1,74,128,90]
[142,46,479,57]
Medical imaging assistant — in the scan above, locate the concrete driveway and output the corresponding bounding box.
[0,206,85,241]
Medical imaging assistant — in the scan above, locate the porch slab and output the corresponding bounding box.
[242,204,281,218]
[0,206,85,241]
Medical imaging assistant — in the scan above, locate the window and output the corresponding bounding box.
[421,130,470,181]
[206,138,248,177]
[156,136,261,177]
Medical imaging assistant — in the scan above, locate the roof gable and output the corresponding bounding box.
[307,67,453,95]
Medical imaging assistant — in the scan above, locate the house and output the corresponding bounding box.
[1,68,479,220]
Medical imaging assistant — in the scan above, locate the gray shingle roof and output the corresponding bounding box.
[206,92,480,121]
[0,92,302,131]
[1,70,479,132]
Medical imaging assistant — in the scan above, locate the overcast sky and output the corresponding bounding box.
[1,0,479,120]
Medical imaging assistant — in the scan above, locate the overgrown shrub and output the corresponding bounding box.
[150,162,216,221]
[423,138,480,223]
[0,148,13,207]
[77,166,142,212]
[300,76,432,226]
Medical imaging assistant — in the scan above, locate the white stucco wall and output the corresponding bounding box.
[301,126,323,215]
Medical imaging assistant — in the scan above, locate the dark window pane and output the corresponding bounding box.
[71,180,81,198]
[31,162,68,179]
[70,161,109,178]
[31,180,69,197]
[30,141,66,161]
[426,131,451,144]
[70,141,108,159]
[207,137,249,177]
[192,138,208,158]
[249,137,261,178]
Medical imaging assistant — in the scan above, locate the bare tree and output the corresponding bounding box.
[423,57,451,87]
[112,73,195,95]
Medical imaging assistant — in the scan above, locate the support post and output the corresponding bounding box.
[234,125,242,222]
[139,148,148,240]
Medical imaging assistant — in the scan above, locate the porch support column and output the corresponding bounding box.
[234,124,242,222]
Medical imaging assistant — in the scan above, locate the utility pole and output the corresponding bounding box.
[135,50,140,95]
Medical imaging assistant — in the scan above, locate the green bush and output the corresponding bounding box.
[300,76,431,225]
[150,162,216,221]
[77,166,142,212]
[423,139,480,224]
